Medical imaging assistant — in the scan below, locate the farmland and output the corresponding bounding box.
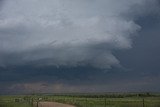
[0,93,160,107]
[0,95,32,107]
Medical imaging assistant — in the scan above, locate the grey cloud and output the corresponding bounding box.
[0,0,159,68]
[115,13,160,73]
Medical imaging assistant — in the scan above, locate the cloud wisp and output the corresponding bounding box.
[0,0,159,69]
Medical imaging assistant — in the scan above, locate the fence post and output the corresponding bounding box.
[86,98,87,107]
[143,99,145,107]
[31,98,33,107]
[53,97,55,102]
[104,97,106,107]
[73,96,75,103]
[36,101,39,107]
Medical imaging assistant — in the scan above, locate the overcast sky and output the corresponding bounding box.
[0,0,160,94]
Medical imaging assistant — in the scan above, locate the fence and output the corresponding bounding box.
[29,96,160,107]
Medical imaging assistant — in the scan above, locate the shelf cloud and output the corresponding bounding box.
[0,0,159,69]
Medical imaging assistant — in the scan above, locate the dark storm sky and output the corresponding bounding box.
[0,0,160,94]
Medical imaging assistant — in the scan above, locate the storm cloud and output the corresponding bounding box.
[0,0,159,69]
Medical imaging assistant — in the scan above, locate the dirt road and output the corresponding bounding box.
[37,102,76,107]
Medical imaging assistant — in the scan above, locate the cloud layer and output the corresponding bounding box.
[0,0,159,68]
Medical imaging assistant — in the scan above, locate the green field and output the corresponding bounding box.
[0,93,160,107]
[0,95,32,107]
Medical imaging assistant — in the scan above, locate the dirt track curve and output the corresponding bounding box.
[37,102,76,107]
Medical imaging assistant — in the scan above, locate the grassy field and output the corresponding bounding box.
[41,94,160,107]
[0,95,32,107]
[0,93,160,107]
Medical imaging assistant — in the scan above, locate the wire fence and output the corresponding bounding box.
[1,95,160,107]
[30,96,160,107]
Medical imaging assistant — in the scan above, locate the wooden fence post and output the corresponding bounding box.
[73,96,75,103]
[36,101,39,107]
[143,99,145,107]
[31,98,33,107]
[105,97,107,107]
[86,98,87,107]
